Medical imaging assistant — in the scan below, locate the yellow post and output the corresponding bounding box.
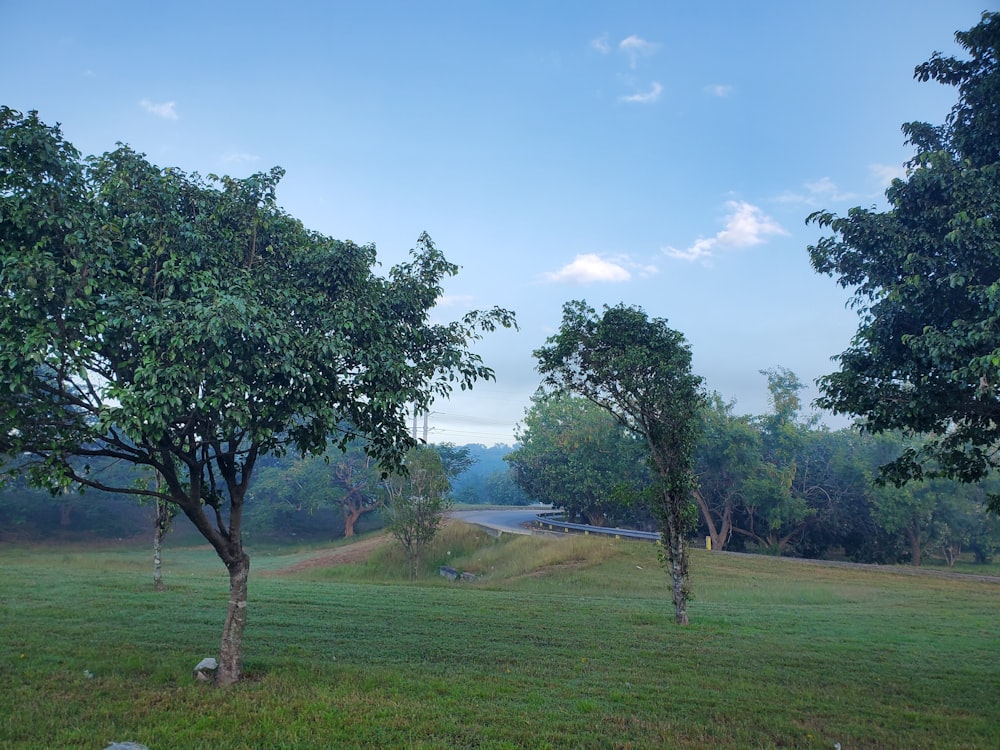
[705,536,712,551]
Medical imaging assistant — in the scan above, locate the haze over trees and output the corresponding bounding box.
[0,108,515,684]
[250,443,386,539]
[808,11,1000,507]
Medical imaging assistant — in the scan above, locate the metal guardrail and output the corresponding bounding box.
[531,512,660,542]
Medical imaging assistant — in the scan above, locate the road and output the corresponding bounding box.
[450,506,552,535]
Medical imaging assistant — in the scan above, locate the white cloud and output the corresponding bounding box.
[140,99,178,120]
[590,34,611,54]
[705,83,733,98]
[222,152,261,164]
[664,201,787,262]
[435,294,476,308]
[775,177,860,205]
[544,254,634,284]
[619,35,659,68]
[620,81,663,104]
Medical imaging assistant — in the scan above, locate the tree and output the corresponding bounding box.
[807,12,1000,506]
[535,301,703,624]
[385,446,452,579]
[506,391,649,526]
[736,368,816,555]
[432,442,475,483]
[693,393,761,551]
[0,109,515,684]
[250,443,386,538]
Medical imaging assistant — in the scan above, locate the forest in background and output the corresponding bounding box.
[4,369,998,568]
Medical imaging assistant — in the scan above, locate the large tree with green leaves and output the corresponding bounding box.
[506,391,650,527]
[808,12,1000,507]
[0,108,514,684]
[535,301,703,624]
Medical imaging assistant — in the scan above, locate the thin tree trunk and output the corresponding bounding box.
[667,531,689,624]
[908,520,922,567]
[153,495,170,592]
[218,552,250,686]
[661,488,690,625]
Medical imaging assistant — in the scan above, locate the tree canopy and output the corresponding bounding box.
[506,391,650,527]
[534,300,703,624]
[0,107,515,683]
[807,12,1000,507]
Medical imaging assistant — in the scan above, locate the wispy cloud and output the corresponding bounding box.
[544,253,657,284]
[590,34,611,54]
[140,99,178,120]
[619,35,659,68]
[435,294,476,308]
[592,34,662,104]
[776,177,860,206]
[705,83,733,98]
[664,201,787,262]
[621,81,663,104]
[222,151,261,165]
[869,163,906,188]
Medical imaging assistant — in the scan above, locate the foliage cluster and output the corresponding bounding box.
[0,107,513,683]
[511,367,1000,567]
[808,12,1000,506]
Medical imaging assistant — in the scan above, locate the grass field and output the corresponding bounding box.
[1,522,997,749]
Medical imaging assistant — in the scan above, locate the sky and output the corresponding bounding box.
[0,1,989,446]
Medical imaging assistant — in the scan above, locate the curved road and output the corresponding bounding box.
[449,508,1000,583]
[450,506,552,535]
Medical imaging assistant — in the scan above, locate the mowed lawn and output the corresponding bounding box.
[0,524,997,749]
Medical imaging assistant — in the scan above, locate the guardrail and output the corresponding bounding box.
[531,512,660,542]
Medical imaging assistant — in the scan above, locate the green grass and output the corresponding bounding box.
[1,525,997,749]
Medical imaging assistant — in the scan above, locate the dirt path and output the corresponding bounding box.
[263,533,392,575]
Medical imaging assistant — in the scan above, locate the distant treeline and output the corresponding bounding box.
[0,442,527,542]
[505,372,1000,568]
[4,412,998,567]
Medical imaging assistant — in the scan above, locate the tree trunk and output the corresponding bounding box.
[343,506,361,537]
[152,496,170,592]
[152,523,165,592]
[668,539,689,624]
[693,489,731,551]
[941,541,959,568]
[907,520,922,567]
[218,552,250,686]
[661,489,690,625]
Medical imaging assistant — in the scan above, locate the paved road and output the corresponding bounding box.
[450,506,552,535]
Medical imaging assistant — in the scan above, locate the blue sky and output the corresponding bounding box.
[1,1,987,445]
